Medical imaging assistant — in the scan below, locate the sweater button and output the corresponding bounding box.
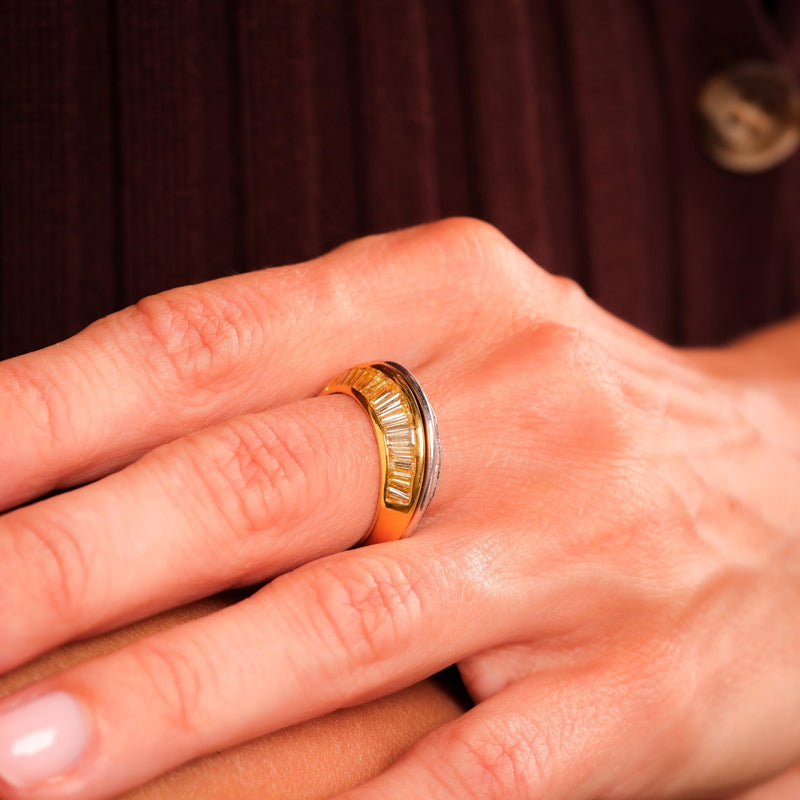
[697,60,800,173]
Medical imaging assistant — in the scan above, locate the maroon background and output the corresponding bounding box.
[1,0,799,360]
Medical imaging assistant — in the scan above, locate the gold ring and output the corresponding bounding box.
[322,362,441,545]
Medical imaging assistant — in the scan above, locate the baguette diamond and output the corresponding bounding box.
[337,366,420,506]
[322,361,440,545]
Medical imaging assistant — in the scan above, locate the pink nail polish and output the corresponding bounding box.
[0,692,88,788]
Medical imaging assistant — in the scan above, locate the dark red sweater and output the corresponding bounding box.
[2,0,799,359]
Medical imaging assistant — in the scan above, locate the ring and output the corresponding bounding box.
[322,362,441,545]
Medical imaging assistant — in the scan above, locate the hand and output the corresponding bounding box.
[0,219,798,799]
[0,603,797,800]
[0,602,796,800]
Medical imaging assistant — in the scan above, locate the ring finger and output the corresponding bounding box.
[0,392,382,673]
[0,347,482,675]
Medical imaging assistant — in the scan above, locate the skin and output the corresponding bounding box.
[0,598,797,800]
[0,218,799,799]
[0,596,468,799]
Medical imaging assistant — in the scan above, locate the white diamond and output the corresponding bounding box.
[386,485,410,503]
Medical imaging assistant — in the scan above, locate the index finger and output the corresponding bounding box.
[0,219,519,509]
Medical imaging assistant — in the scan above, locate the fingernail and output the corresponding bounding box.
[0,692,88,788]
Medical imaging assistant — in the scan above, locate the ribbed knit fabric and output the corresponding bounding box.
[1,1,798,359]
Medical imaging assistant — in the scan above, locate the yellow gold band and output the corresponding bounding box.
[322,362,441,545]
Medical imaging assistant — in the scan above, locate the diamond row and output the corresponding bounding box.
[340,367,419,507]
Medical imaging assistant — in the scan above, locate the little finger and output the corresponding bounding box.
[0,528,518,799]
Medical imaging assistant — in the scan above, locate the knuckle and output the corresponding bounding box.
[422,218,557,327]
[3,362,73,453]
[429,216,511,251]
[547,273,589,309]
[513,266,592,328]
[438,715,552,800]
[178,414,316,563]
[303,556,424,675]
[128,638,210,735]
[10,516,93,623]
[128,287,257,391]
[427,217,522,280]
